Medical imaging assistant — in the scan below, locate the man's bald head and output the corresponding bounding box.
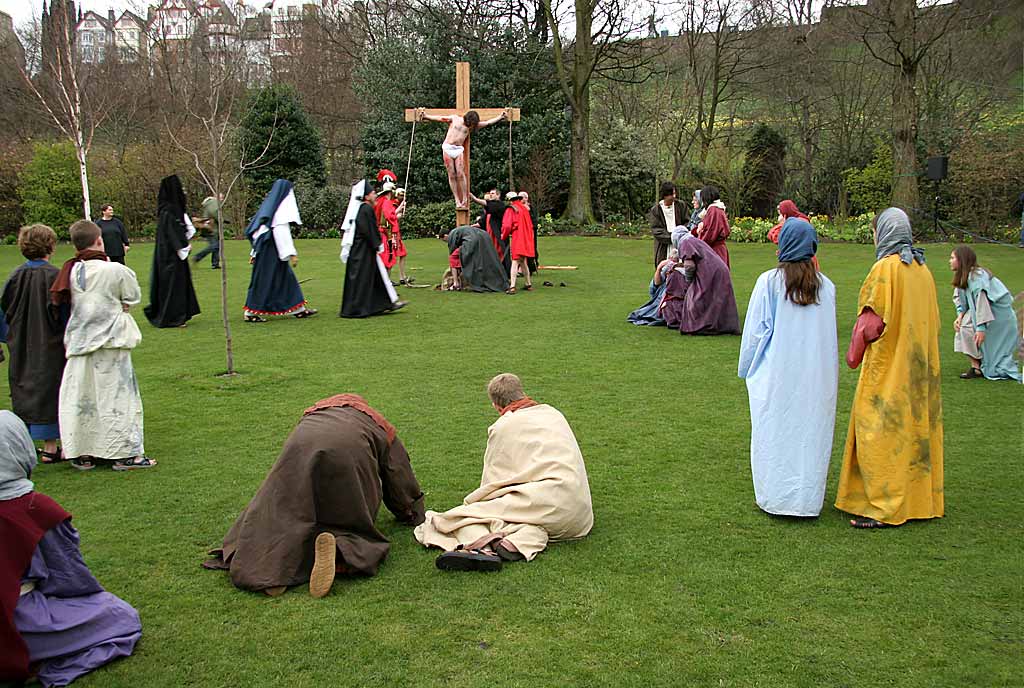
[488,373,526,409]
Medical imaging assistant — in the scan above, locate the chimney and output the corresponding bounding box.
[108,9,115,23]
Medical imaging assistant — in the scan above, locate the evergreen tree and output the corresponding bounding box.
[239,85,327,202]
[743,124,787,218]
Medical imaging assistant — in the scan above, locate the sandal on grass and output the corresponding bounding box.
[850,517,894,529]
[71,458,96,471]
[244,314,268,323]
[506,287,516,295]
[112,456,157,471]
[309,532,337,599]
[39,448,67,464]
[435,548,503,572]
[959,367,983,379]
[294,308,318,319]
[523,284,533,291]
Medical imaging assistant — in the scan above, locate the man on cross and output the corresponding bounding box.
[417,108,508,209]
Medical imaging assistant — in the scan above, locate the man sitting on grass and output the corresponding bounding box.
[204,394,425,598]
[415,374,593,572]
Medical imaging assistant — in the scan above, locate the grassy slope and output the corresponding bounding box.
[2,238,1021,688]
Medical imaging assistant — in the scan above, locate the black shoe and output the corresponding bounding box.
[436,549,502,572]
[388,301,408,312]
[212,265,220,269]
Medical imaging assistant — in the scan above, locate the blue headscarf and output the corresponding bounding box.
[874,207,925,265]
[777,218,817,263]
[245,179,295,248]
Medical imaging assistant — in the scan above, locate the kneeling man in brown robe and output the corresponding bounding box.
[415,374,593,571]
[204,394,425,597]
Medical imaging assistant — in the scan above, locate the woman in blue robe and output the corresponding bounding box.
[627,247,678,326]
[244,179,317,322]
[949,245,1021,381]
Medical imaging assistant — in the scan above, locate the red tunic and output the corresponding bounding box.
[500,202,536,260]
[697,205,730,268]
[373,196,399,269]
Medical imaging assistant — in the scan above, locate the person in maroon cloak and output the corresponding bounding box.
[696,204,731,269]
[660,235,741,335]
[0,411,141,688]
[768,200,820,271]
[203,394,425,599]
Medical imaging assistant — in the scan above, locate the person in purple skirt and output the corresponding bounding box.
[660,234,741,336]
[0,411,141,687]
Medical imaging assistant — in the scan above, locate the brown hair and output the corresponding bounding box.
[17,224,58,260]
[487,373,525,408]
[951,244,987,289]
[69,219,101,251]
[780,261,821,306]
[464,110,480,128]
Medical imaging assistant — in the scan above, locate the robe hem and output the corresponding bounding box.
[243,301,306,316]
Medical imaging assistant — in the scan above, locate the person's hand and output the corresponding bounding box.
[416,107,425,121]
[290,255,298,268]
[501,109,509,121]
[953,314,962,332]
[124,245,130,252]
[974,331,985,348]
[122,303,130,312]
[249,255,255,265]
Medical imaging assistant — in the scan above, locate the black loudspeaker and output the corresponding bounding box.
[926,156,948,181]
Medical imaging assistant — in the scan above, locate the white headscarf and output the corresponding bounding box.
[340,181,371,264]
[0,411,36,501]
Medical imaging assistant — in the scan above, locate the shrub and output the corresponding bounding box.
[742,124,787,218]
[843,144,892,216]
[18,141,83,235]
[401,202,458,238]
[294,183,344,231]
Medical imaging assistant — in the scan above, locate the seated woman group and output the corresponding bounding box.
[628,227,740,335]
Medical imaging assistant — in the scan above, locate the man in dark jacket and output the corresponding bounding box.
[648,181,688,267]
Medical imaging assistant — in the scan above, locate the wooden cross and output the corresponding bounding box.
[405,62,521,227]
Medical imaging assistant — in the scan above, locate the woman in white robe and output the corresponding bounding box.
[738,219,837,517]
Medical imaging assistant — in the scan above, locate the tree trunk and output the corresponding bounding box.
[890,0,919,212]
[76,142,91,219]
[801,99,813,205]
[563,2,595,224]
[217,215,235,375]
[891,59,919,211]
[565,94,595,223]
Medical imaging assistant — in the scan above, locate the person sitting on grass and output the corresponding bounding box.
[415,374,593,572]
[0,412,142,687]
[51,220,154,471]
[627,247,678,326]
[204,394,425,598]
[660,234,740,336]
[1,225,67,464]
[949,245,1021,381]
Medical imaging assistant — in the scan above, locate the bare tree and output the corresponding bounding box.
[541,0,653,223]
[832,0,991,211]
[153,9,277,376]
[17,2,120,219]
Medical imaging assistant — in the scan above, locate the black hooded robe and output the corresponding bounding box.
[144,175,201,328]
[340,203,394,318]
[448,226,509,293]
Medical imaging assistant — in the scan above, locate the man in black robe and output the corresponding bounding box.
[339,180,407,318]
[144,175,200,328]
[443,226,510,293]
[0,224,66,461]
[470,189,512,274]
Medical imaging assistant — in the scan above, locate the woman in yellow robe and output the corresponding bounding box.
[836,208,944,528]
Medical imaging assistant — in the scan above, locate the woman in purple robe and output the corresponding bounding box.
[0,411,141,687]
[660,235,741,335]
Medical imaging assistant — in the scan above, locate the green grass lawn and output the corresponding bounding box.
[2,237,1022,688]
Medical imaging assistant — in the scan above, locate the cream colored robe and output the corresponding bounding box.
[415,404,593,561]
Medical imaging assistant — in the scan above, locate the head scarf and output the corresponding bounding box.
[874,207,925,264]
[778,218,818,263]
[246,179,300,253]
[157,175,187,218]
[0,411,36,501]
[340,180,372,264]
[671,225,693,251]
[778,200,809,221]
